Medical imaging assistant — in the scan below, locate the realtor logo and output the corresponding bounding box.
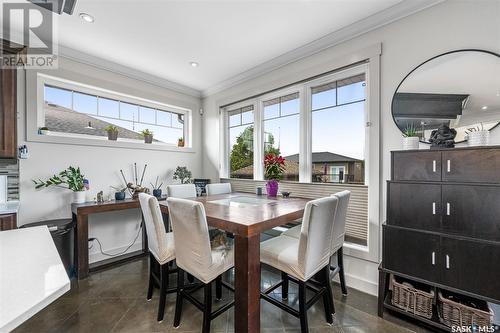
[1,2,58,68]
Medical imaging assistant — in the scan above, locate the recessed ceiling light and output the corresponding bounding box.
[189,61,199,67]
[79,13,95,23]
[482,106,488,110]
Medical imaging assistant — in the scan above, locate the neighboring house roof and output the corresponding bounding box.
[44,103,144,140]
[285,152,362,163]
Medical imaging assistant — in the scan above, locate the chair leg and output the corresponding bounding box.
[147,254,154,301]
[338,247,348,296]
[298,281,309,333]
[281,272,289,300]
[321,266,334,323]
[174,268,185,328]
[202,282,212,333]
[157,264,169,322]
[215,275,222,300]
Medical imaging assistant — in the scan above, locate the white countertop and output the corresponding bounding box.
[0,226,70,332]
[0,201,19,215]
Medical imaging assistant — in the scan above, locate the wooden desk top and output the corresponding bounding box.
[71,195,166,215]
[159,192,308,236]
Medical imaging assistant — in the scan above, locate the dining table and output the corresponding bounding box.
[159,191,309,333]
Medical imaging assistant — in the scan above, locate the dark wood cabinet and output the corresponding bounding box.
[0,67,17,159]
[392,150,441,181]
[442,149,500,184]
[0,213,17,231]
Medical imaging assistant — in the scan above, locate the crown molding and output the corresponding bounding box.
[201,0,445,98]
[58,45,202,98]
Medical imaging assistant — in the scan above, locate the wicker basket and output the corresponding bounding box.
[390,275,434,319]
[438,291,491,328]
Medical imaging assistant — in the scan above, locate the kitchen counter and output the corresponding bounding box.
[0,226,70,332]
[0,201,19,215]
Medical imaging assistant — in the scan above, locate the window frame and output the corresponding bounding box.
[30,73,193,152]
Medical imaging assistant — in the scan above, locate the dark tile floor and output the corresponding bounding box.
[14,258,433,333]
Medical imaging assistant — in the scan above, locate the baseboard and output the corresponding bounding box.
[332,272,378,297]
[89,241,143,264]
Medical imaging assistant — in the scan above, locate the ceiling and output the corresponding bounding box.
[10,0,443,95]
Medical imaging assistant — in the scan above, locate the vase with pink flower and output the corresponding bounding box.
[264,153,285,197]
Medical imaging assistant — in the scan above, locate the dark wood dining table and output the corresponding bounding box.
[158,192,309,333]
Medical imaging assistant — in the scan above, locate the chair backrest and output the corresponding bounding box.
[205,183,231,196]
[166,184,197,199]
[139,193,169,261]
[167,197,213,275]
[298,196,339,279]
[331,190,351,253]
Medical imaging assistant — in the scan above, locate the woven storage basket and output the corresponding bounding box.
[438,291,491,328]
[390,275,434,319]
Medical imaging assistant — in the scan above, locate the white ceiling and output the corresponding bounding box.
[11,0,444,95]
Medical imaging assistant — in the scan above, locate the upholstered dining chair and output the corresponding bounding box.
[138,193,176,322]
[167,197,235,333]
[166,184,197,199]
[282,190,351,295]
[205,183,232,196]
[260,196,339,333]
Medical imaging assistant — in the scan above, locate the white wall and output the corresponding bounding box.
[202,0,500,295]
[17,57,202,263]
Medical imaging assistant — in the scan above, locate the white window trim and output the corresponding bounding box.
[219,51,381,263]
[27,73,194,152]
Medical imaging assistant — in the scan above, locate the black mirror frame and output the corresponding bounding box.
[391,49,500,144]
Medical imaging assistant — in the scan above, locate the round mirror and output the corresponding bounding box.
[392,50,500,144]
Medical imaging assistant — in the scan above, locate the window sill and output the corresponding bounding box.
[27,132,196,153]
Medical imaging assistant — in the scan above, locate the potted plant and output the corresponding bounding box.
[39,127,50,135]
[173,166,192,184]
[104,125,119,141]
[140,129,154,144]
[33,166,87,203]
[264,154,285,197]
[111,186,127,200]
[150,176,163,198]
[178,137,185,147]
[466,123,489,146]
[402,124,419,150]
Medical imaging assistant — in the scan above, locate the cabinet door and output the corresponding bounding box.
[0,214,17,231]
[383,226,440,283]
[387,182,442,231]
[0,68,17,158]
[392,151,442,181]
[442,149,500,184]
[441,236,500,301]
[442,185,500,242]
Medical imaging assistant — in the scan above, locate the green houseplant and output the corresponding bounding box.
[104,125,119,141]
[402,124,419,150]
[140,129,154,144]
[33,166,87,203]
[173,166,192,184]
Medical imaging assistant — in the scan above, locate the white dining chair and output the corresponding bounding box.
[166,184,197,199]
[281,190,351,295]
[138,193,176,322]
[260,196,339,333]
[205,183,232,196]
[167,197,234,333]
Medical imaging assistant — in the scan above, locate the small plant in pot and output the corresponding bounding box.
[39,127,50,135]
[178,137,185,147]
[402,124,419,150]
[33,166,87,203]
[150,176,163,198]
[264,154,285,197]
[104,125,119,141]
[173,166,192,184]
[466,123,489,147]
[111,186,127,200]
[140,129,154,144]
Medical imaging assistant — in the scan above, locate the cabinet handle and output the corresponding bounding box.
[446,203,451,216]
[445,254,450,269]
[431,252,436,265]
[432,160,437,173]
[447,159,451,172]
[432,202,436,215]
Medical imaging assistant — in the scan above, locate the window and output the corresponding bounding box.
[228,105,254,179]
[42,83,187,146]
[311,74,366,184]
[263,92,300,181]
